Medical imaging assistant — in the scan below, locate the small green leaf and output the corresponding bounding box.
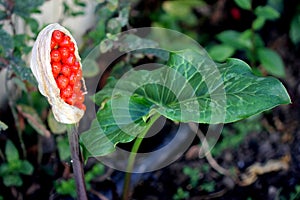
[118,34,158,52]
[19,160,34,175]
[0,29,13,56]
[107,18,122,34]
[257,48,285,77]
[163,0,206,19]
[12,77,27,92]
[17,104,51,137]
[3,174,22,187]
[5,140,19,163]
[117,6,130,26]
[25,17,39,33]
[70,11,85,16]
[216,30,249,50]
[234,0,252,10]
[0,10,7,20]
[252,17,266,30]
[11,57,37,85]
[74,0,86,7]
[56,136,70,161]
[254,5,280,20]
[290,14,300,45]
[0,120,8,131]
[47,111,67,134]
[82,59,100,78]
[0,164,9,176]
[207,44,235,62]
[14,0,44,18]
[55,179,76,198]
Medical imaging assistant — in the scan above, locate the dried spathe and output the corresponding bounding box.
[30,23,86,124]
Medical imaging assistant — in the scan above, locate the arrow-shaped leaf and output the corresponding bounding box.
[81,49,290,158]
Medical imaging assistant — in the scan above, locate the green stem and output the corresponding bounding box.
[122,113,161,200]
[67,124,88,200]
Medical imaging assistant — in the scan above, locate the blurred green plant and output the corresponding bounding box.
[149,0,206,41]
[200,181,216,193]
[80,0,131,57]
[54,163,105,198]
[183,166,200,189]
[211,115,262,157]
[0,140,34,187]
[173,187,190,200]
[289,185,300,200]
[289,6,300,45]
[207,0,285,78]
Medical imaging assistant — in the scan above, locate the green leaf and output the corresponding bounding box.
[207,44,235,62]
[257,48,285,77]
[290,14,300,45]
[17,104,51,137]
[0,10,7,20]
[0,120,8,131]
[234,0,252,10]
[55,179,76,198]
[252,17,266,30]
[82,59,100,78]
[12,77,27,92]
[107,18,122,34]
[254,5,280,20]
[0,164,9,176]
[81,49,290,158]
[74,0,86,7]
[56,136,70,161]
[216,30,250,50]
[0,29,13,56]
[24,17,39,33]
[3,174,22,187]
[117,6,130,26]
[162,0,206,19]
[11,57,37,85]
[47,110,67,134]
[5,140,19,163]
[14,0,44,18]
[19,160,34,175]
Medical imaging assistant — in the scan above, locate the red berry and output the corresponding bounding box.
[62,54,76,66]
[58,47,70,60]
[76,92,85,104]
[65,94,77,105]
[51,40,58,49]
[69,43,75,52]
[71,61,80,72]
[51,62,62,78]
[50,50,61,62]
[59,35,71,47]
[76,103,86,111]
[76,70,82,81]
[69,72,77,85]
[73,81,82,93]
[61,65,71,77]
[52,30,64,43]
[56,75,69,89]
[61,85,73,99]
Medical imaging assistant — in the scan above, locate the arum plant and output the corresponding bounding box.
[81,46,290,199]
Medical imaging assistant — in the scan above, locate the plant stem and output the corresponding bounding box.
[67,124,88,200]
[122,113,161,200]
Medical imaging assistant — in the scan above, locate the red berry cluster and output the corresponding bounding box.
[50,30,86,111]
